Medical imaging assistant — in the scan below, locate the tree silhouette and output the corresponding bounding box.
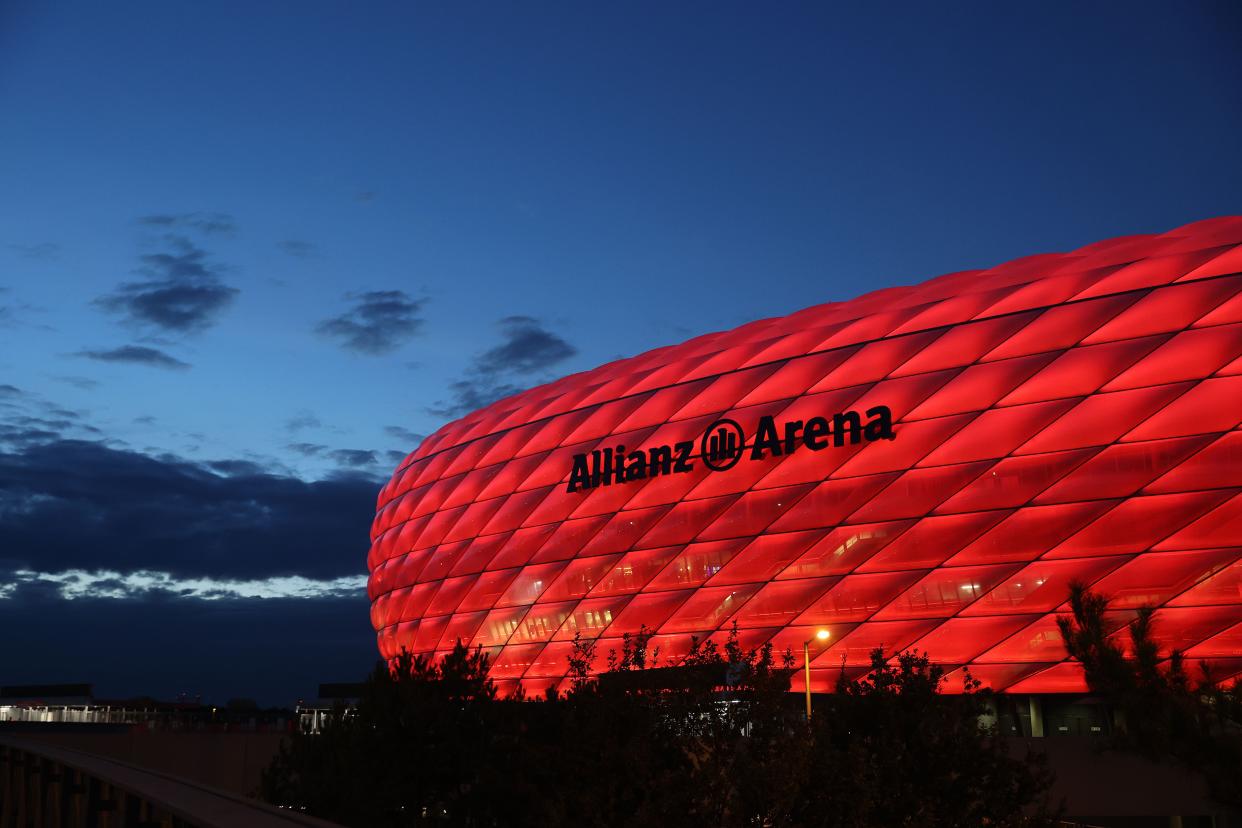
[263,630,1057,826]
[1058,581,1242,805]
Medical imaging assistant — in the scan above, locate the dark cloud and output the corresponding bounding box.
[95,235,239,333]
[206,459,268,477]
[354,191,376,203]
[0,289,42,329]
[277,240,316,258]
[316,290,425,355]
[0,389,102,449]
[328,448,378,468]
[54,375,101,391]
[285,413,322,433]
[476,315,577,375]
[428,316,576,419]
[7,242,60,260]
[0,427,60,446]
[0,437,377,580]
[385,450,407,466]
[430,379,525,419]
[77,345,190,370]
[136,212,236,235]
[2,414,101,436]
[383,425,426,445]
[286,442,392,474]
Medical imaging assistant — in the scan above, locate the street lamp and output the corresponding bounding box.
[804,629,831,721]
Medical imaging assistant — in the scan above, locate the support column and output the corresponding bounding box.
[1028,696,1045,738]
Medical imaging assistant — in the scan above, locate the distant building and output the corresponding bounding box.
[0,684,291,731]
[297,683,365,733]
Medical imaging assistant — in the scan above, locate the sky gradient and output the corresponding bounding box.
[1,1,1240,704]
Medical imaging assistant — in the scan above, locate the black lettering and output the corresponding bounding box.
[624,450,648,481]
[803,416,830,450]
[865,405,895,441]
[590,450,603,487]
[751,415,783,459]
[602,447,614,486]
[832,411,862,446]
[673,441,694,472]
[648,444,673,476]
[783,419,804,454]
[567,454,592,493]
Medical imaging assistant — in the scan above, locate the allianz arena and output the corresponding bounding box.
[369,217,1242,698]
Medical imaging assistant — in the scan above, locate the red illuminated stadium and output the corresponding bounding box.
[368,217,1242,697]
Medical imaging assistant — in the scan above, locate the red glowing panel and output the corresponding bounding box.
[370,219,1242,692]
[961,556,1128,616]
[851,461,994,521]
[1007,662,1088,694]
[729,578,839,628]
[815,619,942,667]
[1034,436,1213,504]
[1145,432,1242,494]
[934,450,1094,514]
[794,570,927,624]
[775,521,914,579]
[871,564,1021,620]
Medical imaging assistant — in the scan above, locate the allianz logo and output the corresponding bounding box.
[566,405,895,493]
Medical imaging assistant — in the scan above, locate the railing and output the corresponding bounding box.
[0,736,339,828]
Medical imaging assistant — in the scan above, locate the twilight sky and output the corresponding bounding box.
[1,1,1240,704]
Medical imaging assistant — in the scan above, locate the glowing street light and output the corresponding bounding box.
[804,628,831,721]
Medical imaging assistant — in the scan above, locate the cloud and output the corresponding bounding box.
[0,438,378,580]
[277,240,316,258]
[383,425,426,445]
[476,315,577,375]
[5,568,366,602]
[0,388,102,452]
[430,379,525,419]
[316,290,426,355]
[207,459,269,477]
[77,345,190,370]
[285,412,322,433]
[136,212,236,235]
[355,191,376,203]
[54,376,101,391]
[428,316,576,419]
[0,288,43,329]
[95,235,239,333]
[328,449,378,468]
[7,242,60,260]
[286,442,387,473]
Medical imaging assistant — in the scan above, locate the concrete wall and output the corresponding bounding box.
[13,730,286,797]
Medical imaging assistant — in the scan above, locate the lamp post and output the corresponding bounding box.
[804,629,831,721]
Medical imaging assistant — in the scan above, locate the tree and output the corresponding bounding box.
[262,630,1057,827]
[522,628,1056,828]
[261,641,508,826]
[789,648,1058,828]
[1058,581,1242,805]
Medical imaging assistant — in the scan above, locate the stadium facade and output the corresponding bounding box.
[368,217,1242,700]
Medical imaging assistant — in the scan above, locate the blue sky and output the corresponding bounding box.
[1,1,1239,703]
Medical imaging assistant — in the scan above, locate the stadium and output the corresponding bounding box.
[368,216,1242,706]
